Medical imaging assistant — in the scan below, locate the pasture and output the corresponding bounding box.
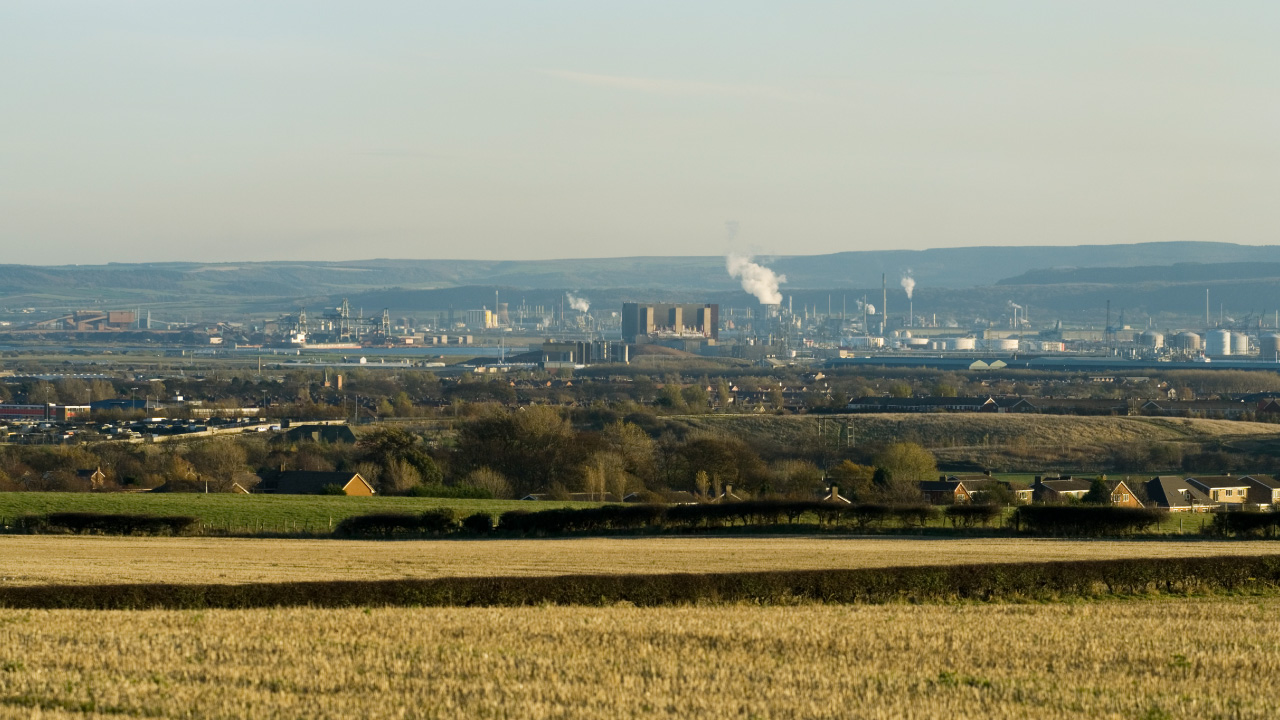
[0,493,595,533]
[0,599,1275,718]
[3,535,1277,586]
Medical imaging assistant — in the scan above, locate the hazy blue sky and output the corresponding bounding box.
[2,2,1277,264]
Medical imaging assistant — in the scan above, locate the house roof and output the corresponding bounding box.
[919,480,964,492]
[264,471,370,494]
[1144,476,1212,508]
[1186,475,1252,489]
[1241,475,1280,489]
[1037,478,1093,493]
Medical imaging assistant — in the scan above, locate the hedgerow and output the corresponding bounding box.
[22,513,199,536]
[1013,506,1162,536]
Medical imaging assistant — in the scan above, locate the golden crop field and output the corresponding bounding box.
[4,534,1280,586]
[0,599,1277,719]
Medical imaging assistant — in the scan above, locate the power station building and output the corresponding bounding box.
[621,303,719,344]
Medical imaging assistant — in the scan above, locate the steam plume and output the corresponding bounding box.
[900,272,915,300]
[566,293,590,313]
[726,253,785,305]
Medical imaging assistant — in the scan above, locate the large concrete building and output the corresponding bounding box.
[621,303,718,344]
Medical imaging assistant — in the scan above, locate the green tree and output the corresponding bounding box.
[1082,477,1111,505]
[827,460,875,500]
[872,442,935,501]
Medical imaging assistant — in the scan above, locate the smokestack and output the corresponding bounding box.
[882,274,887,337]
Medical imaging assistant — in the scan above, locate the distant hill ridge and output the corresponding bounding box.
[3,242,1279,297]
[998,262,1280,286]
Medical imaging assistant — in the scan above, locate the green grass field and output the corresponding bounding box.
[0,491,1223,537]
[0,493,598,534]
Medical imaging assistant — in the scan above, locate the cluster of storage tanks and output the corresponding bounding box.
[1142,329,1280,357]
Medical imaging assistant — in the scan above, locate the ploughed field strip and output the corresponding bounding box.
[0,600,1276,719]
[4,535,1280,586]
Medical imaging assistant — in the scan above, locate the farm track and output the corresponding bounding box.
[3,535,1279,586]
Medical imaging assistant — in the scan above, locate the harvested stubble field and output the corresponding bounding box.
[4,535,1279,586]
[0,599,1278,719]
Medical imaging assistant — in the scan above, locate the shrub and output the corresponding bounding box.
[1210,512,1280,538]
[1014,506,1162,537]
[319,484,347,496]
[36,513,198,536]
[335,513,424,537]
[461,512,494,534]
[419,508,459,534]
[406,483,493,500]
[945,504,1003,528]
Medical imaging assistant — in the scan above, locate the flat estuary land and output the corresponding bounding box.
[5,535,1280,586]
[1,600,1278,719]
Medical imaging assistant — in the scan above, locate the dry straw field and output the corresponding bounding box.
[0,600,1277,719]
[5,535,1280,586]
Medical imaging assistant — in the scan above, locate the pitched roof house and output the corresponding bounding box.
[257,471,375,496]
[1242,475,1280,508]
[1144,476,1214,512]
[1186,476,1252,507]
[76,466,107,490]
[1030,477,1093,502]
[919,480,972,505]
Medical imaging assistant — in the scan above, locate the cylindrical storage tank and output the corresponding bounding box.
[1174,332,1202,351]
[990,338,1019,351]
[1039,341,1065,352]
[949,337,977,351]
[1260,333,1280,358]
[930,340,946,350]
[1232,332,1250,355]
[1205,329,1231,356]
[906,338,929,349]
[1140,330,1164,348]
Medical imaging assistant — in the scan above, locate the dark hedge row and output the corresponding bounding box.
[1013,506,1163,536]
[334,509,494,537]
[495,502,943,536]
[22,513,199,536]
[1211,512,1280,538]
[4,554,1279,609]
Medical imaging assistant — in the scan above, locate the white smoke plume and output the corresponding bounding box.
[1007,301,1022,310]
[726,253,786,305]
[865,303,876,316]
[900,272,915,300]
[566,293,590,313]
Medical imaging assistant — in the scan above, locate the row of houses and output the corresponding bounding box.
[846,395,1280,417]
[921,473,1280,512]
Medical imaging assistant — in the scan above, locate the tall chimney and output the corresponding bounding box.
[882,274,887,336]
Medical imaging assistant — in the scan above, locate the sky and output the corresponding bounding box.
[1,1,1277,265]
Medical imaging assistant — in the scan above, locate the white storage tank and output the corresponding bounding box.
[1232,332,1250,356]
[988,338,1019,351]
[1205,329,1232,356]
[948,337,977,351]
[1260,333,1280,358]
[1174,331,1202,351]
[1140,330,1164,348]
[906,338,930,349]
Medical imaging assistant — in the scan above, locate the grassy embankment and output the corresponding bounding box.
[677,412,1280,469]
[0,600,1277,718]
